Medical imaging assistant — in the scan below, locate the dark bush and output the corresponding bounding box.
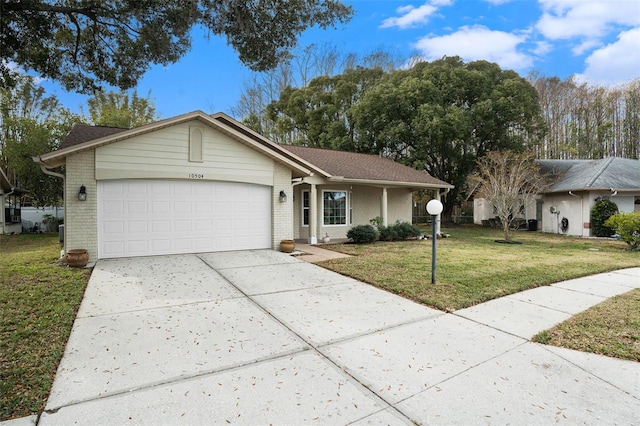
[591,200,619,237]
[347,224,379,243]
[378,225,399,241]
[376,221,421,241]
[395,221,422,240]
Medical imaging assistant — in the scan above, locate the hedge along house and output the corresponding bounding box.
[34,111,453,262]
[1,167,26,235]
[473,157,640,236]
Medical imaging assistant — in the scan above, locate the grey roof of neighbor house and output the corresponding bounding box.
[53,118,453,188]
[539,157,640,193]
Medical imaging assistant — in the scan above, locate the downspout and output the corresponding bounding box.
[34,157,66,251]
[568,191,583,236]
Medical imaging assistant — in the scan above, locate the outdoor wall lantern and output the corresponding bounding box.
[279,190,287,203]
[78,185,87,201]
[426,199,443,284]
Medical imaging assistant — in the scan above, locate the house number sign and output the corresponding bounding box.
[189,173,204,179]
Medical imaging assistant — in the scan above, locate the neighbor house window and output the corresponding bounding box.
[635,197,640,212]
[302,190,310,226]
[323,191,347,225]
[4,193,21,223]
[189,127,203,162]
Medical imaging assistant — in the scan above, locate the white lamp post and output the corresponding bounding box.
[426,199,443,284]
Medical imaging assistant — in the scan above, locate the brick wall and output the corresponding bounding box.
[272,162,293,248]
[65,151,98,262]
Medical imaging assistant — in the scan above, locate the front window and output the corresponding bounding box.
[323,191,347,225]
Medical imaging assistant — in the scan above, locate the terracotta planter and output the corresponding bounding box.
[66,249,89,268]
[280,239,295,253]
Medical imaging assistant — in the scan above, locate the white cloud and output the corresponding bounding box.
[532,41,552,56]
[576,27,640,85]
[380,1,445,29]
[536,0,640,39]
[571,39,601,56]
[413,25,533,70]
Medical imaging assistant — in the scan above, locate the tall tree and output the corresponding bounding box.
[529,74,640,160]
[471,150,552,242]
[266,67,386,148]
[232,43,403,142]
[84,90,159,128]
[0,72,76,205]
[1,0,353,93]
[352,57,545,215]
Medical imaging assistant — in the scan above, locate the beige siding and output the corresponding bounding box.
[96,121,274,185]
[387,189,413,223]
[66,151,98,262]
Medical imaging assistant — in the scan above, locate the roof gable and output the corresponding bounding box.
[38,111,454,189]
[36,111,312,176]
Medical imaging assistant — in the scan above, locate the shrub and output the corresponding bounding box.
[42,214,64,232]
[347,224,379,244]
[369,216,384,228]
[395,221,422,240]
[605,212,640,251]
[591,200,619,237]
[377,221,421,241]
[378,225,399,241]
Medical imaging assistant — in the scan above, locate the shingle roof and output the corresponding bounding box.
[542,157,640,192]
[280,145,451,187]
[59,124,127,149]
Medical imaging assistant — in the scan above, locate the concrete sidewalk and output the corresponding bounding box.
[12,252,640,425]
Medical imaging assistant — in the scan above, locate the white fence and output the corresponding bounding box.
[21,206,64,232]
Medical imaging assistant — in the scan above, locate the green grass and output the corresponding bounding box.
[321,225,640,312]
[533,289,640,361]
[1,234,91,421]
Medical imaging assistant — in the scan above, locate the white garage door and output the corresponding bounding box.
[98,180,271,258]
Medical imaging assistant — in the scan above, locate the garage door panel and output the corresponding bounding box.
[98,180,271,258]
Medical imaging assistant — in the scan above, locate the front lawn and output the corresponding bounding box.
[321,225,640,312]
[533,289,640,361]
[0,234,91,421]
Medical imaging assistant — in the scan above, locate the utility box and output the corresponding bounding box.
[59,224,64,243]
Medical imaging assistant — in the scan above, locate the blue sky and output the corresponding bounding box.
[43,0,640,120]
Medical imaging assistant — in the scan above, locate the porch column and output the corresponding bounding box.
[381,187,388,227]
[309,184,318,244]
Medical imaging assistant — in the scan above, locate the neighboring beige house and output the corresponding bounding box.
[1,167,25,235]
[474,157,640,236]
[34,111,453,262]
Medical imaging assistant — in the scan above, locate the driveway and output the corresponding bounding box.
[39,251,639,425]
